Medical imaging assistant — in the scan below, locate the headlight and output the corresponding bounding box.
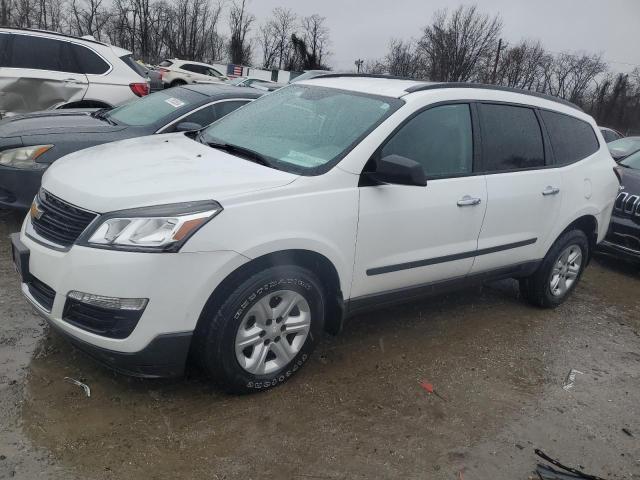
[0,145,53,169]
[81,200,222,252]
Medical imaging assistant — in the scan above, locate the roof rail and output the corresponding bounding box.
[0,27,109,47]
[404,82,583,111]
[310,73,582,112]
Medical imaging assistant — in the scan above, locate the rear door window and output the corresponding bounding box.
[479,103,544,171]
[381,103,473,177]
[541,110,599,165]
[70,44,109,74]
[9,34,78,73]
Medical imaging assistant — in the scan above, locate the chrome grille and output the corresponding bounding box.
[30,190,97,247]
[613,192,640,217]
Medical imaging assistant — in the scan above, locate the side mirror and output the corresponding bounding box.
[368,154,427,187]
[175,122,203,132]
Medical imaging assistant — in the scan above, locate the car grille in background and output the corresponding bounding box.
[31,190,97,247]
[614,192,640,218]
[27,277,56,312]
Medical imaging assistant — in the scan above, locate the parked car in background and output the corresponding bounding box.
[288,70,330,83]
[250,81,284,92]
[608,136,640,161]
[157,59,228,88]
[599,126,624,143]
[227,76,275,88]
[0,28,149,116]
[12,76,618,392]
[600,150,640,262]
[0,84,260,209]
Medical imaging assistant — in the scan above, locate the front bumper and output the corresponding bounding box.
[16,219,249,376]
[0,165,44,210]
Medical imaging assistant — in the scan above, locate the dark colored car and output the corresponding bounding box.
[0,84,261,209]
[608,136,640,161]
[601,149,640,262]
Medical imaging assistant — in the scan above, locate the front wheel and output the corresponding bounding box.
[195,266,325,393]
[519,230,589,308]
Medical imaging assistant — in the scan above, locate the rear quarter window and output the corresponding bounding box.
[540,110,599,165]
[71,44,110,74]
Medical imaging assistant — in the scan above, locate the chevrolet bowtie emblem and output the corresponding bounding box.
[30,199,44,220]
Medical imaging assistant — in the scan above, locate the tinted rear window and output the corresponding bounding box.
[9,34,78,73]
[71,44,109,74]
[480,103,544,171]
[541,110,599,165]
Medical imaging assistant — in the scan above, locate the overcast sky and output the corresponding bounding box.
[244,0,640,73]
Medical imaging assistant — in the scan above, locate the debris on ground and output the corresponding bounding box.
[64,377,91,397]
[419,380,448,402]
[535,449,606,480]
[621,428,633,437]
[562,369,584,391]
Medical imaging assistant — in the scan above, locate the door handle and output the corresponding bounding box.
[542,186,560,196]
[63,78,84,84]
[457,195,482,207]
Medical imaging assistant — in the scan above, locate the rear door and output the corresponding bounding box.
[470,103,562,274]
[0,33,88,113]
[351,102,488,299]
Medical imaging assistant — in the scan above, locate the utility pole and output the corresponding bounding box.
[355,59,364,73]
[491,38,502,84]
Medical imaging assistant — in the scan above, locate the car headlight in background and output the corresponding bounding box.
[0,145,53,169]
[81,200,222,252]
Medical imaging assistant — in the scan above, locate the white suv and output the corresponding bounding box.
[12,76,618,393]
[157,59,228,88]
[0,28,149,115]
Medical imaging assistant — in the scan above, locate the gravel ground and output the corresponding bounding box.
[1,209,639,479]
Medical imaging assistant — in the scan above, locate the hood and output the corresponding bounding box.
[43,133,298,212]
[0,110,127,137]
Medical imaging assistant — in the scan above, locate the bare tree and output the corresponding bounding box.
[299,13,330,69]
[257,21,278,69]
[384,39,425,78]
[541,52,607,104]
[271,7,296,70]
[418,5,502,82]
[228,0,254,65]
[494,39,547,89]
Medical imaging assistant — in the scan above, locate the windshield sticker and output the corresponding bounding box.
[165,97,185,108]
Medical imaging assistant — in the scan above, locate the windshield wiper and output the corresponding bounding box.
[91,108,117,126]
[205,141,274,168]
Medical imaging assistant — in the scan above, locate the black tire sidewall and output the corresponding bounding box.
[202,266,325,393]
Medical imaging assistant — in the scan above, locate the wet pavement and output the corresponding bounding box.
[1,209,639,479]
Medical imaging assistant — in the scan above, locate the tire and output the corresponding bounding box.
[195,265,325,393]
[170,79,186,87]
[519,229,589,308]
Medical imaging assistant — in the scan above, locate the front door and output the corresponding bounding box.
[351,103,487,299]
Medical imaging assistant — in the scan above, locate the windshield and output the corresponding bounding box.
[620,150,640,170]
[609,137,640,159]
[108,88,202,126]
[201,85,402,174]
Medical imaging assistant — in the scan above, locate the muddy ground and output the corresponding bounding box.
[1,208,639,479]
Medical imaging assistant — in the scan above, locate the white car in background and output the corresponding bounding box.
[0,28,150,115]
[157,59,228,88]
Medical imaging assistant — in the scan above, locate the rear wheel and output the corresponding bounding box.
[170,79,187,87]
[519,230,589,308]
[195,265,325,393]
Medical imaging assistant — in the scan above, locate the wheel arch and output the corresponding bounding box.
[194,249,346,340]
[559,214,599,262]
